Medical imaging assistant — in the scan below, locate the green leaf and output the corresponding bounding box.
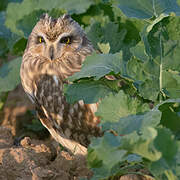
[0,11,23,56]
[126,154,142,163]
[0,12,11,40]
[16,8,64,38]
[88,132,126,179]
[0,39,8,57]
[130,41,149,62]
[0,0,23,11]
[0,12,11,56]
[128,16,180,101]
[0,57,21,93]
[69,52,124,81]
[96,90,162,159]
[75,3,113,26]
[158,101,180,133]
[150,128,178,179]
[86,22,103,50]
[164,171,178,180]
[64,80,113,104]
[0,0,8,11]
[16,10,45,38]
[162,70,180,98]
[87,21,127,53]
[112,6,146,46]
[121,128,161,161]
[96,90,150,123]
[112,0,180,19]
[12,38,27,56]
[104,110,161,135]
[154,128,177,164]
[5,0,94,36]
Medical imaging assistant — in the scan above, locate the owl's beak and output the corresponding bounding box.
[49,45,55,60]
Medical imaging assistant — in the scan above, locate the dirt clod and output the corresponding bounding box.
[20,137,31,147]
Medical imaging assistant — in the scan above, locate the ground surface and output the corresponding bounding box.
[0,85,152,180]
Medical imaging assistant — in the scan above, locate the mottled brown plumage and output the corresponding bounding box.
[20,14,101,155]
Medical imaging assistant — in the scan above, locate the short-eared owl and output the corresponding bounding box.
[20,14,101,155]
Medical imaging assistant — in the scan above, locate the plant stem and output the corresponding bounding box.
[159,28,163,102]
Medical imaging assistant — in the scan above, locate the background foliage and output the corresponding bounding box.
[1,0,180,179]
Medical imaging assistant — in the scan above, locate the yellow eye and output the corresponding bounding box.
[39,37,42,43]
[66,37,70,44]
[38,36,45,43]
[60,36,71,44]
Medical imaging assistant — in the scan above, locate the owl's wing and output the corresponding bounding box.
[36,102,88,155]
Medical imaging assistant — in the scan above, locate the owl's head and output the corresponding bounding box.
[26,13,92,61]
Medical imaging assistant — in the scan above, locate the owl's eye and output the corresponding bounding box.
[37,36,45,43]
[60,36,71,44]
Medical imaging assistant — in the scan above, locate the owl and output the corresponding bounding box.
[20,14,102,155]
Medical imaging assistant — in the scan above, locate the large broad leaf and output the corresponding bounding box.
[88,133,126,180]
[0,0,8,11]
[128,16,180,101]
[95,90,161,144]
[122,127,178,179]
[5,0,94,36]
[103,110,161,135]
[0,11,24,56]
[112,6,146,44]
[16,10,46,38]
[0,12,11,40]
[75,3,113,26]
[0,0,23,11]
[150,128,178,179]
[154,128,178,167]
[0,12,11,56]
[96,90,150,123]
[111,0,180,19]
[120,128,161,161]
[12,37,27,56]
[64,80,113,104]
[89,127,179,179]
[159,101,180,133]
[0,57,21,93]
[152,99,180,136]
[69,52,124,81]
[86,21,127,53]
